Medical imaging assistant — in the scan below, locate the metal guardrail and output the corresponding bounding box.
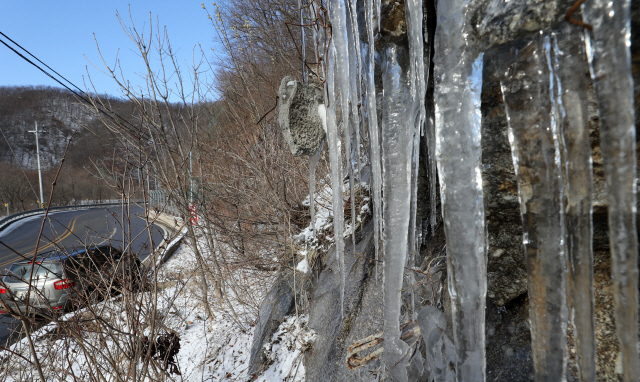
[0,202,142,234]
[149,190,180,217]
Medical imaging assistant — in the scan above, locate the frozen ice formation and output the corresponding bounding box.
[307,0,638,380]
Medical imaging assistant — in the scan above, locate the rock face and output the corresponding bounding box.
[247,269,313,376]
[304,222,380,381]
[470,0,576,50]
[277,76,325,157]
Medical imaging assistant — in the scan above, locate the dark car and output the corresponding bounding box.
[0,245,140,316]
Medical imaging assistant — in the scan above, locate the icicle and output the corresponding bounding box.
[365,0,382,278]
[298,0,307,84]
[330,0,353,320]
[309,145,322,233]
[311,0,328,82]
[498,34,567,380]
[433,0,487,380]
[374,0,381,32]
[381,43,412,382]
[408,125,419,319]
[349,6,363,238]
[346,6,358,249]
[420,0,437,240]
[552,25,596,382]
[325,49,346,319]
[348,0,363,183]
[583,2,639,380]
[405,0,425,319]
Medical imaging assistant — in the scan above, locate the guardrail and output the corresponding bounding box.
[0,202,144,234]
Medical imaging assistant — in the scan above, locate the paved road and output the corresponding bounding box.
[0,204,165,344]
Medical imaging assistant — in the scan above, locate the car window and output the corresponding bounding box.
[7,262,62,281]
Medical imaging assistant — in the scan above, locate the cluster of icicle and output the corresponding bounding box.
[308,0,637,380]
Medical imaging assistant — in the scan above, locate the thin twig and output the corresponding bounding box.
[255,97,279,125]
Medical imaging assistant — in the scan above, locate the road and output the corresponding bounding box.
[0,204,165,344]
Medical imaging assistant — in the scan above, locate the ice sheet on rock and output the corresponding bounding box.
[551,25,597,382]
[583,2,639,379]
[380,43,413,382]
[418,306,455,382]
[433,0,487,380]
[498,34,568,381]
[425,328,456,382]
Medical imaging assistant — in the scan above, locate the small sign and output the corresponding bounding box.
[189,205,198,225]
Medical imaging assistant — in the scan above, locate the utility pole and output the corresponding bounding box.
[190,151,193,204]
[28,122,45,208]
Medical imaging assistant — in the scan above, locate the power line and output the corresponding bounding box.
[0,32,85,95]
[0,31,146,140]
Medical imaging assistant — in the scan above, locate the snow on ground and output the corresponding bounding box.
[0,233,314,381]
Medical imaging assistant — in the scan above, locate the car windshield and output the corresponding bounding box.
[7,262,62,281]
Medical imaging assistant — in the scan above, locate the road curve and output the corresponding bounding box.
[0,204,165,344]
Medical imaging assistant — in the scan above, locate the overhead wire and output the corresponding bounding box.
[0,31,85,95]
[0,31,146,140]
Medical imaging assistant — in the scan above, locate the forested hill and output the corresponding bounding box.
[0,86,101,169]
[0,86,133,211]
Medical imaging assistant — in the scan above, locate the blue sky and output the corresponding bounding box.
[0,1,217,99]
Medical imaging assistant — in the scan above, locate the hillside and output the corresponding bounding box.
[0,86,134,212]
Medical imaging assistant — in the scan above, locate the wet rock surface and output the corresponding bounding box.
[471,0,575,50]
[303,221,379,382]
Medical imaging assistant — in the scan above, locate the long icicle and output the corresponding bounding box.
[329,0,352,318]
[433,0,487,379]
[552,25,597,382]
[583,2,639,380]
[380,43,413,382]
[345,0,358,250]
[348,0,363,183]
[325,46,346,319]
[328,0,352,242]
[499,34,568,380]
[406,0,425,319]
[309,146,322,233]
[365,0,382,278]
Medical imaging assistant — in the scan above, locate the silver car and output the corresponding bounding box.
[0,245,124,316]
